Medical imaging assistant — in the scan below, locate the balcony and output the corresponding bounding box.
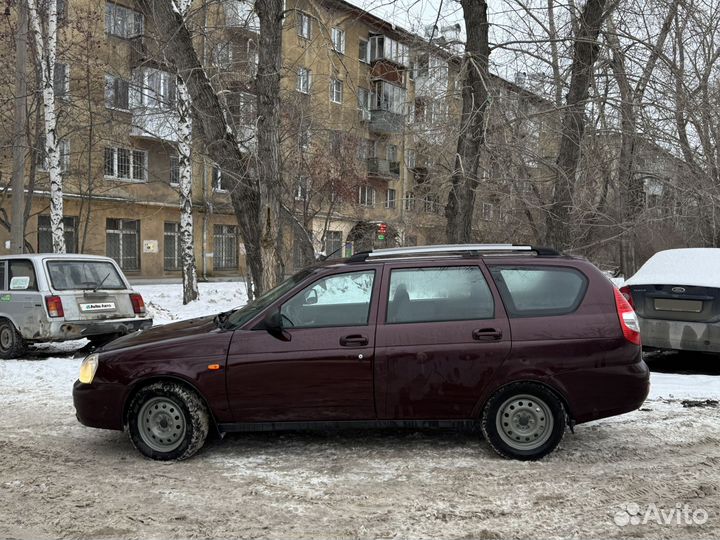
[131,108,181,143]
[369,35,409,67]
[369,109,404,134]
[368,158,400,178]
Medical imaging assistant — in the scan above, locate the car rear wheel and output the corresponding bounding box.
[126,382,210,461]
[481,382,566,460]
[0,319,26,360]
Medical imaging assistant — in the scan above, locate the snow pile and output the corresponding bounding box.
[134,281,248,325]
[625,248,720,288]
[649,372,720,400]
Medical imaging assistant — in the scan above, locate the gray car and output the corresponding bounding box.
[621,248,720,354]
[0,254,153,359]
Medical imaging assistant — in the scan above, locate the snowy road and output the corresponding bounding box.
[1,283,720,539]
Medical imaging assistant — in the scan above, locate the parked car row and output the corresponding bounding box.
[72,244,650,462]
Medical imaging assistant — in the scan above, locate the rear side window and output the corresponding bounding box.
[8,260,39,291]
[0,262,5,290]
[490,266,587,317]
[387,266,494,324]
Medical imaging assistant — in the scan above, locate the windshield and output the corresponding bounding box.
[46,261,126,291]
[225,268,314,329]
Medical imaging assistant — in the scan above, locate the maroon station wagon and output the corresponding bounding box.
[73,244,650,461]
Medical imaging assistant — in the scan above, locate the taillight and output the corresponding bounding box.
[130,293,146,315]
[619,285,634,309]
[614,287,641,345]
[45,295,64,318]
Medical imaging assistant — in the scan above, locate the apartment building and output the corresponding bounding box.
[0,0,471,277]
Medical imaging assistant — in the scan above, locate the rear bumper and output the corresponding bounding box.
[32,317,153,341]
[73,379,126,431]
[560,360,650,425]
[638,317,720,353]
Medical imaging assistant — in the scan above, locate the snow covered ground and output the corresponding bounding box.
[1,281,720,539]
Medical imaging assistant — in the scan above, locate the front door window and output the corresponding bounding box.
[280,270,375,328]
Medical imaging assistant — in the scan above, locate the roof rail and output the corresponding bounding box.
[347,244,560,262]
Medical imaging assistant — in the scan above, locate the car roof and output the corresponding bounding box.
[0,253,118,262]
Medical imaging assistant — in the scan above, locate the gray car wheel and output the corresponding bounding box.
[0,319,26,360]
[126,382,210,461]
[482,382,567,460]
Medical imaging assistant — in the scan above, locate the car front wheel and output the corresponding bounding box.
[481,382,567,460]
[0,319,26,360]
[126,382,210,461]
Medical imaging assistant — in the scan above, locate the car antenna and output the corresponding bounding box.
[319,242,351,262]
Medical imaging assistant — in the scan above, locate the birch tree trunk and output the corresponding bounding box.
[177,79,199,304]
[545,0,607,251]
[445,0,490,244]
[173,0,199,304]
[28,0,65,253]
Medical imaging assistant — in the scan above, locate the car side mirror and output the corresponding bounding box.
[304,289,318,305]
[263,310,291,341]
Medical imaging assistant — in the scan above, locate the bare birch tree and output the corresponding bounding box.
[173,0,199,304]
[27,0,65,253]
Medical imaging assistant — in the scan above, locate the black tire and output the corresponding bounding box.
[481,382,567,461]
[126,381,210,461]
[0,319,27,360]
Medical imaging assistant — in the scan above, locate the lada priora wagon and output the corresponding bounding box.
[73,244,649,461]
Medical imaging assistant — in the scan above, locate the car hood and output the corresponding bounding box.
[100,314,221,352]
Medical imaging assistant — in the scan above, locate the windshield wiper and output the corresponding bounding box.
[93,272,112,292]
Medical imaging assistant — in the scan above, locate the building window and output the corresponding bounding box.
[297,67,312,94]
[38,215,78,254]
[212,42,233,69]
[406,149,416,169]
[169,155,180,186]
[330,130,343,156]
[357,87,371,120]
[404,191,415,210]
[105,2,144,39]
[212,165,233,192]
[330,79,343,104]
[104,147,147,182]
[54,63,69,99]
[481,202,494,221]
[297,11,312,39]
[331,27,345,54]
[226,91,257,126]
[106,218,140,271]
[132,68,176,109]
[38,138,70,173]
[164,222,181,271]
[359,39,369,63]
[359,185,375,207]
[387,144,398,162]
[295,176,309,200]
[223,0,259,30]
[386,188,397,209]
[324,230,343,259]
[214,224,239,270]
[299,126,311,151]
[105,75,130,110]
[373,80,407,114]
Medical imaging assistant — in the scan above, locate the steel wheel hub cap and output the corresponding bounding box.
[496,394,554,451]
[138,397,186,453]
[0,329,12,349]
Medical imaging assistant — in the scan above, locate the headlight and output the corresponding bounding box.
[79,353,99,384]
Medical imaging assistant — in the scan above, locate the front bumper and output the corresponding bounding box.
[43,317,153,341]
[638,317,720,353]
[73,379,126,431]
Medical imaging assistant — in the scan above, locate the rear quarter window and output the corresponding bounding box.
[490,266,588,318]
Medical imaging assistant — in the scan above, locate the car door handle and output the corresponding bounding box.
[340,334,369,347]
[473,328,503,341]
